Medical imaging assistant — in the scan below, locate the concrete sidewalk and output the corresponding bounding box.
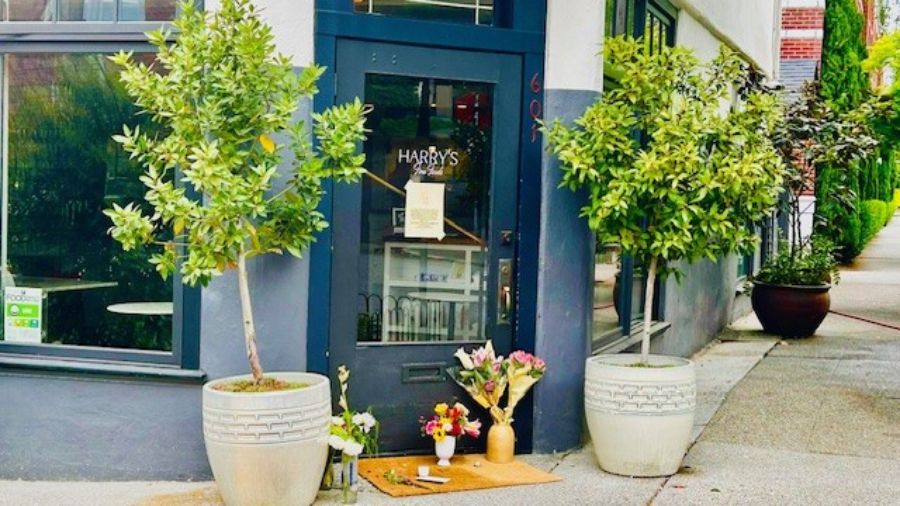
[655,217,900,505]
[3,220,899,505]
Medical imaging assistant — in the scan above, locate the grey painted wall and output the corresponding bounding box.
[654,256,740,357]
[531,88,596,453]
[199,254,309,380]
[0,372,209,480]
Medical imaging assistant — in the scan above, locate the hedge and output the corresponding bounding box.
[816,161,862,259]
[856,199,896,254]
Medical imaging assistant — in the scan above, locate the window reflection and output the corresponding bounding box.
[0,53,173,351]
[2,0,178,21]
[357,74,492,343]
[593,243,621,337]
[354,0,493,26]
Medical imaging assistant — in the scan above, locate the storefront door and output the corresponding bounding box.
[330,40,522,452]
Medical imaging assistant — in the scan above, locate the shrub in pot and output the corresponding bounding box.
[751,238,839,338]
[544,37,785,477]
[104,1,367,504]
[751,83,873,339]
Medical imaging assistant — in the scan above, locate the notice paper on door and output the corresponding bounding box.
[404,181,446,240]
[4,287,43,344]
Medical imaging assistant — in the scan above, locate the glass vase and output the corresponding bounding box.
[340,452,359,504]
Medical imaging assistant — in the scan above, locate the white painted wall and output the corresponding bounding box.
[673,0,781,77]
[675,11,722,62]
[204,0,314,66]
[544,0,605,92]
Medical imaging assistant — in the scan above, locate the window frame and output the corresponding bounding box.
[348,0,508,28]
[594,0,676,353]
[0,1,202,41]
[0,24,201,369]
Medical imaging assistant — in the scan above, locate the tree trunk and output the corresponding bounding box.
[640,256,659,365]
[238,251,264,384]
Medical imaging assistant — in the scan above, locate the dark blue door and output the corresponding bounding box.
[330,40,522,452]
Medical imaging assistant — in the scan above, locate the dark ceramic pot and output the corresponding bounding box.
[751,281,831,338]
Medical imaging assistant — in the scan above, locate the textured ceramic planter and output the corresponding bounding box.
[751,281,831,338]
[203,372,331,506]
[585,354,695,477]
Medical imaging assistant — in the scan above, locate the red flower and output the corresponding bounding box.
[447,407,459,420]
[450,422,463,437]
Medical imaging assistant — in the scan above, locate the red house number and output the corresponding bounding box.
[529,73,543,144]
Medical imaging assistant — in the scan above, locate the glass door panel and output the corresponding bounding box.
[357,75,492,344]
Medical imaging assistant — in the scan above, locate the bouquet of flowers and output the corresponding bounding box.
[451,341,546,425]
[329,365,378,457]
[420,402,482,442]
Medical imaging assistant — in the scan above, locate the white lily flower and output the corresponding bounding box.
[343,441,364,456]
[328,435,346,451]
[454,348,475,370]
[331,416,345,427]
[353,412,377,432]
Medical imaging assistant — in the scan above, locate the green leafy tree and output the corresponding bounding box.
[104,0,367,384]
[821,0,870,112]
[544,37,785,364]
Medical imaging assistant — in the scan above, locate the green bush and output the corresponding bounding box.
[860,200,887,245]
[817,161,862,259]
[754,238,839,287]
[884,200,897,226]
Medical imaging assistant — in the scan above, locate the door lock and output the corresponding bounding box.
[497,259,514,325]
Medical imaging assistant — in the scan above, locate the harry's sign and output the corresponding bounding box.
[397,146,460,177]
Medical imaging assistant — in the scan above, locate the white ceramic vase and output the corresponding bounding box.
[435,436,457,467]
[584,354,696,477]
[203,372,331,506]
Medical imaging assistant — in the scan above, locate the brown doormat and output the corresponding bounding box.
[358,454,562,497]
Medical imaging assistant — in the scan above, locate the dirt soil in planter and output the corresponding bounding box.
[211,377,308,393]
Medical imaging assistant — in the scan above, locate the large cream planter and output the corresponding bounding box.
[585,354,696,477]
[203,372,331,506]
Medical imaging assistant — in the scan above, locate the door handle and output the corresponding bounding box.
[497,258,513,325]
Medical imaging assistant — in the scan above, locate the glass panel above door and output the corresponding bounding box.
[353,0,493,26]
[357,74,493,344]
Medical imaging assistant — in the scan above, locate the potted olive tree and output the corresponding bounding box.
[544,37,785,477]
[104,2,366,504]
[750,83,874,338]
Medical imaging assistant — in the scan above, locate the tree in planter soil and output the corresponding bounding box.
[104,0,367,385]
[771,82,877,265]
[544,37,785,364]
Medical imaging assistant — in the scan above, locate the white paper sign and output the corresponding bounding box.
[4,287,43,344]
[404,181,446,240]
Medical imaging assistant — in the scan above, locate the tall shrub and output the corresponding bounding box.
[544,38,785,364]
[817,0,877,260]
[104,0,368,384]
[821,0,869,112]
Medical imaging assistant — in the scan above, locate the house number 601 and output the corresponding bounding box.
[529,73,543,144]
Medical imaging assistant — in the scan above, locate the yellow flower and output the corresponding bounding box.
[435,403,448,416]
[433,427,446,442]
[259,134,276,154]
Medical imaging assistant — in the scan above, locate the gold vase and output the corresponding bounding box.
[486,423,515,463]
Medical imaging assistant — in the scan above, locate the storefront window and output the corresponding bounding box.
[1,0,178,22]
[595,0,675,350]
[356,74,492,343]
[0,52,174,352]
[354,0,493,26]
